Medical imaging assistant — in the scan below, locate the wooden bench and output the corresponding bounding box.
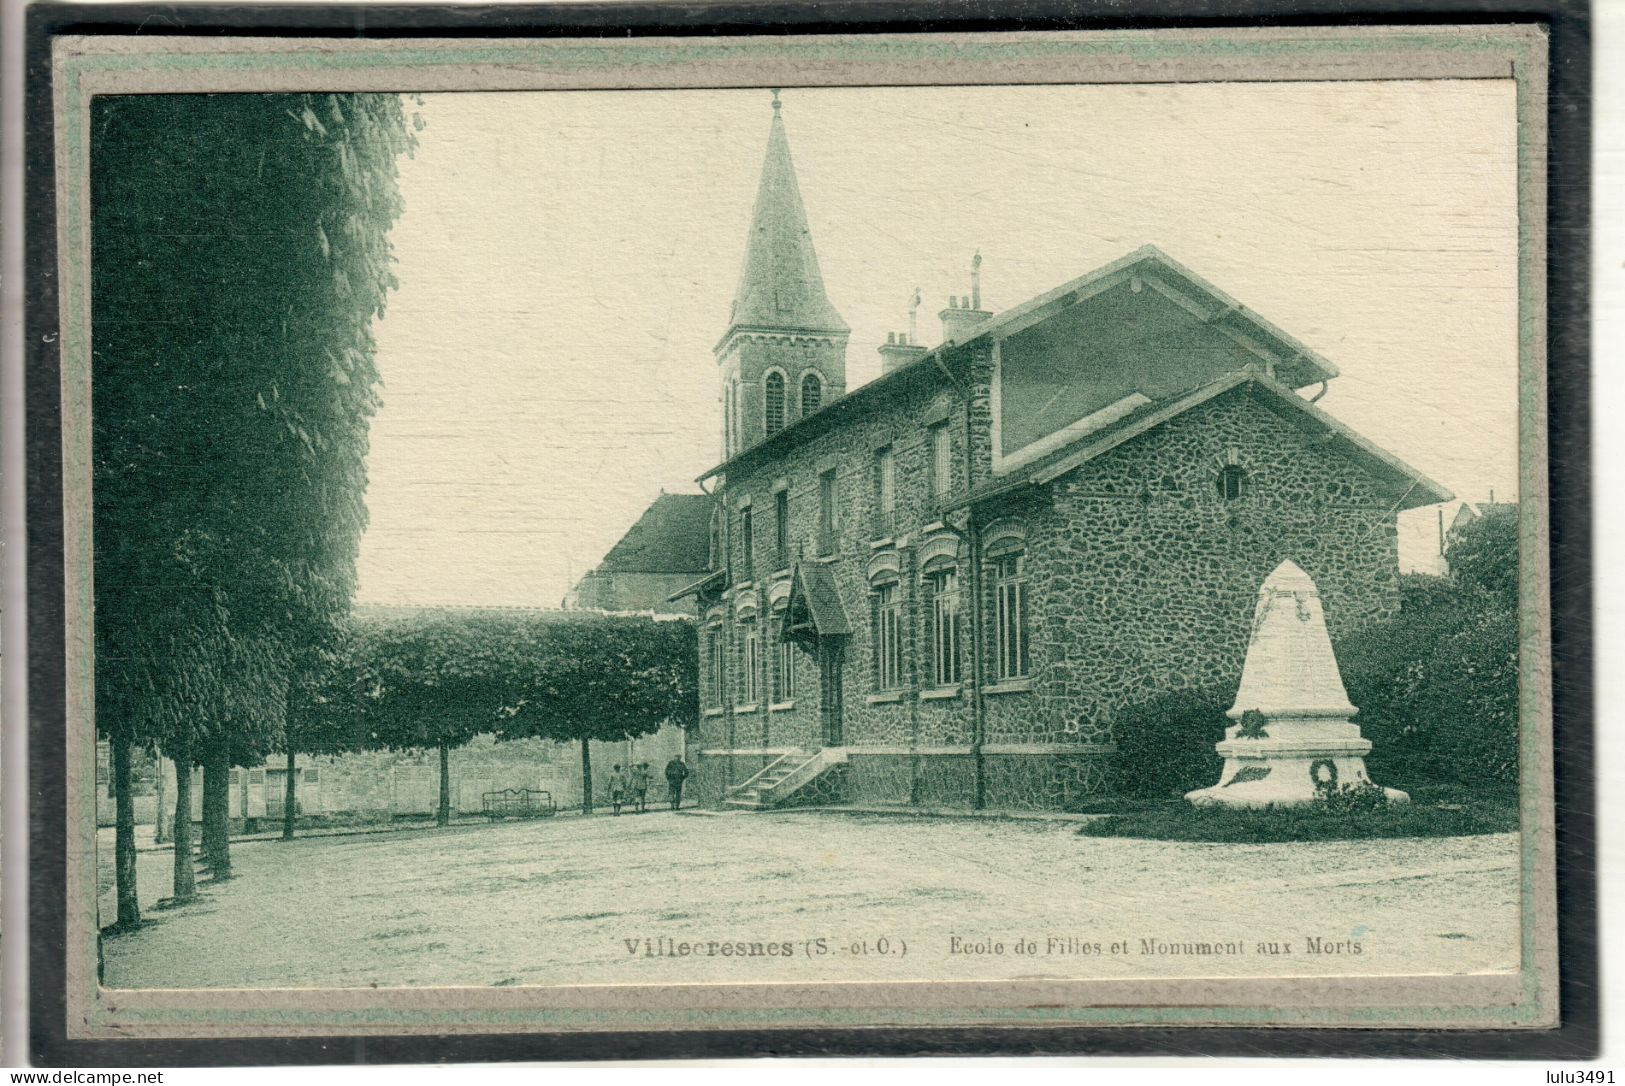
[481,788,557,821]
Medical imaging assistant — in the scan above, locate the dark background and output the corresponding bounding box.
[23,0,1595,1065]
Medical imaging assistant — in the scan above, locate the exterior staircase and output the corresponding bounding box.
[723,748,847,810]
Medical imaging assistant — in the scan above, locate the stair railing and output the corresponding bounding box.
[727,749,803,798]
[759,748,848,805]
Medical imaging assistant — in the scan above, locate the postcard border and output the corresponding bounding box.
[22,1,1595,1065]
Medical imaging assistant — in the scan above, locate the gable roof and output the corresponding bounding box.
[700,244,1339,483]
[965,370,1452,512]
[592,492,713,575]
[972,244,1339,385]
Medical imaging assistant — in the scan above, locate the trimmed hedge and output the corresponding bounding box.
[1078,793,1518,843]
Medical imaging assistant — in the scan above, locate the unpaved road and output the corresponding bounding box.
[101,810,1520,989]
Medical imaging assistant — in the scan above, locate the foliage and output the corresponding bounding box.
[1338,576,1519,797]
[92,92,415,759]
[1078,793,1517,843]
[341,608,698,752]
[1446,506,1519,601]
[91,92,415,904]
[1108,687,1228,800]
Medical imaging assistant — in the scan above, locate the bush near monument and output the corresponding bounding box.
[1106,511,1519,814]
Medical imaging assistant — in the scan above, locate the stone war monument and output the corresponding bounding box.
[1186,559,1408,808]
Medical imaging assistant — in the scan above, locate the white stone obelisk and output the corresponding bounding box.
[1185,559,1407,808]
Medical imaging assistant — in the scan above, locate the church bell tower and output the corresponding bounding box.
[716,91,849,458]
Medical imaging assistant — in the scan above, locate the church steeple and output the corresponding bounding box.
[725,90,849,338]
[717,92,849,458]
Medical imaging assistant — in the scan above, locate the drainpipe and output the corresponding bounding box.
[934,349,988,810]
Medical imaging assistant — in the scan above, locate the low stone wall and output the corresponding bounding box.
[701,748,1112,811]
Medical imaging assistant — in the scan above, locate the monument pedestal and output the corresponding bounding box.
[1184,716,1408,808]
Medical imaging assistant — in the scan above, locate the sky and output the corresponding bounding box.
[354,80,1520,607]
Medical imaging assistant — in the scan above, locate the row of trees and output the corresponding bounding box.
[314,608,697,827]
[92,91,416,930]
[93,91,702,934]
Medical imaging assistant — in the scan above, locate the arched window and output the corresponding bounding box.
[922,559,963,688]
[800,373,823,418]
[764,372,786,434]
[737,608,759,707]
[870,578,903,692]
[1217,465,1249,501]
[771,600,795,704]
[988,541,1030,681]
[703,621,724,708]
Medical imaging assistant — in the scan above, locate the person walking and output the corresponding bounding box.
[633,763,652,813]
[664,756,689,812]
[608,764,628,816]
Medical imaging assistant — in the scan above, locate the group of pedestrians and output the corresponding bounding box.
[607,757,688,815]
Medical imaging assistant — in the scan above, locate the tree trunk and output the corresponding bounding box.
[282,746,298,841]
[580,736,593,815]
[170,746,197,901]
[153,748,168,844]
[437,740,451,827]
[201,735,232,880]
[111,732,141,930]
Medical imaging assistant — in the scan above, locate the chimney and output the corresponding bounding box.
[878,330,928,374]
[938,252,993,344]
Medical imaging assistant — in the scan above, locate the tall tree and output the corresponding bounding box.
[91,93,414,916]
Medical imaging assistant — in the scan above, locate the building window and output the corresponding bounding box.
[764,372,786,435]
[929,422,952,501]
[739,621,759,706]
[872,581,904,691]
[774,489,789,569]
[708,507,722,569]
[801,373,823,417]
[924,566,963,687]
[739,505,754,578]
[772,612,795,703]
[873,445,896,537]
[993,551,1031,680]
[818,469,838,555]
[705,626,724,706]
[1217,465,1248,501]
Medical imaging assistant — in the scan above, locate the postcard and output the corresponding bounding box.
[41,23,1561,1045]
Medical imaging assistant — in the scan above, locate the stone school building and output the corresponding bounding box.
[666,97,1451,812]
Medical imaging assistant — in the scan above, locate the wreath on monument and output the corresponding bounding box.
[1236,709,1269,739]
[1310,758,1339,793]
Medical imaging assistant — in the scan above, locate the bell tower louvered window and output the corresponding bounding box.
[801,373,823,417]
[764,372,786,434]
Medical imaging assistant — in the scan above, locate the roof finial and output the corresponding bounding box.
[771,88,782,111]
[908,286,921,344]
[971,251,983,310]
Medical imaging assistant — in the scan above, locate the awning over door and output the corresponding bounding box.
[780,563,850,648]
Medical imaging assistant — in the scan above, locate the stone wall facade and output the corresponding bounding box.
[693,354,1405,812]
